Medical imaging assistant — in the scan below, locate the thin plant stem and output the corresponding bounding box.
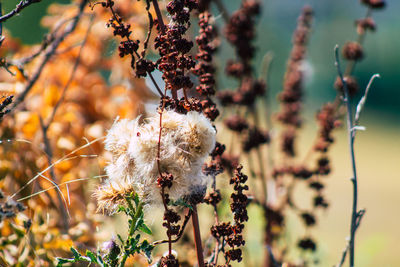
[152,0,166,34]
[39,116,70,232]
[301,7,374,166]
[119,198,143,267]
[334,45,359,267]
[192,205,205,267]
[251,108,268,205]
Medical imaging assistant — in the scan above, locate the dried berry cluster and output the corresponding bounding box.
[192,11,220,121]
[277,6,313,131]
[160,254,180,267]
[225,0,260,77]
[217,0,265,108]
[203,142,225,178]
[193,12,217,96]
[355,17,376,34]
[157,173,182,238]
[100,0,155,78]
[215,0,270,159]
[155,0,197,95]
[157,172,182,264]
[314,103,342,153]
[224,114,270,153]
[210,166,249,264]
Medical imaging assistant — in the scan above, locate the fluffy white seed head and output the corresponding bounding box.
[97,110,216,211]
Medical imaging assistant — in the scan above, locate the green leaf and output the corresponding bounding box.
[117,206,126,213]
[117,234,124,244]
[56,257,75,267]
[71,247,81,259]
[139,224,152,235]
[134,193,140,206]
[140,240,154,262]
[169,198,193,210]
[134,217,144,232]
[86,250,99,264]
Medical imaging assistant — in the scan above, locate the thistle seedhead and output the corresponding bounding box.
[98,110,216,211]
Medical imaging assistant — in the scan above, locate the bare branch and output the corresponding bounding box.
[45,15,94,128]
[334,44,366,267]
[10,0,88,112]
[0,0,42,23]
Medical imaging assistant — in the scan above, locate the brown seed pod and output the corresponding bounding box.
[342,42,364,61]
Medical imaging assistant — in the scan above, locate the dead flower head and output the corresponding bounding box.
[96,110,216,212]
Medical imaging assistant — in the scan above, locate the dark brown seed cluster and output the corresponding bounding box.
[100,0,155,78]
[217,79,267,107]
[208,166,249,264]
[314,103,342,153]
[277,6,313,129]
[155,0,198,94]
[227,165,248,262]
[224,115,249,133]
[191,11,220,121]
[355,17,376,34]
[230,166,249,223]
[316,157,330,175]
[204,142,239,179]
[298,237,316,251]
[223,114,269,153]
[300,212,316,226]
[160,254,180,267]
[216,0,264,111]
[342,41,364,61]
[263,206,284,244]
[161,96,202,114]
[157,172,182,239]
[225,0,260,77]
[0,95,13,121]
[291,166,314,180]
[360,0,386,9]
[157,172,174,189]
[334,75,359,96]
[242,126,270,152]
[193,11,217,96]
[281,128,296,157]
[313,195,329,208]
[203,142,225,177]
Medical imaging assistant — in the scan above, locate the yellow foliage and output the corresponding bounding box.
[44,84,61,106]
[0,0,157,265]
[18,113,39,139]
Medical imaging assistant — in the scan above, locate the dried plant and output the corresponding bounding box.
[0,0,387,266]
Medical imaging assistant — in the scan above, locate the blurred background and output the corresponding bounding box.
[2,0,399,266]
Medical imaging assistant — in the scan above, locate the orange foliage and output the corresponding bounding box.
[0,0,158,265]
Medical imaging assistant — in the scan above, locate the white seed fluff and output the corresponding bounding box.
[103,110,216,206]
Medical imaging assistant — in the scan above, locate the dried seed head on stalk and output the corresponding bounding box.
[96,110,216,212]
[94,180,136,213]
